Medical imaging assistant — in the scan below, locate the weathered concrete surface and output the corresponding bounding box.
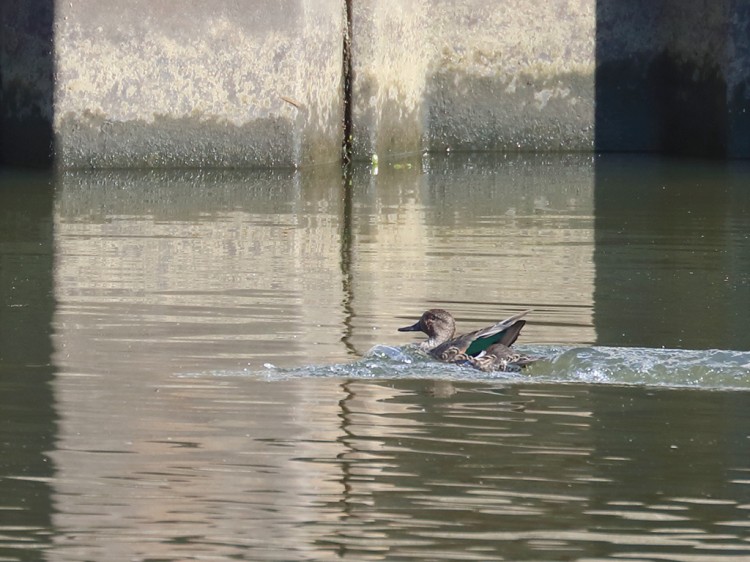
[352,0,750,160]
[348,1,433,159]
[2,0,345,168]
[4,0,750,167]
[427,1,596,154]
[350,0,596,160]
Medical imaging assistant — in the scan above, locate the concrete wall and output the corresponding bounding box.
[595,0,750,157]
[353,0,750,161]
[348,1,433,159]
[2,0,345,168]
[2,0,750,168]
[350,0,595,158]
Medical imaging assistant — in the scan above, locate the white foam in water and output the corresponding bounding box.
[529,345,750,389]
[240,344,750,390]
[365,344,413,363]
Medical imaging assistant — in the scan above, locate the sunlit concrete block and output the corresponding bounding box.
[2,0,345,168]
[350,0,596,161]
[426,1,596,154]
[348,0,433,160]
[350,0,750,160]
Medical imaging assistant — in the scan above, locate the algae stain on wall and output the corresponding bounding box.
[350,0,596,160]
[350,0,433,159]
[52,0,344,168]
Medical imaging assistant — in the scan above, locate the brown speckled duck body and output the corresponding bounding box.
[398,308,536,372]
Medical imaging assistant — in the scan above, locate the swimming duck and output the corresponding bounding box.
[398,308,535,371]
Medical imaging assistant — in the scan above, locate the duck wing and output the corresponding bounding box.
[431,310,531,361]
[464,310,531,357]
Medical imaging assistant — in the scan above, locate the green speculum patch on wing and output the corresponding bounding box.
[465,320,526,357]
[465,331,506,356]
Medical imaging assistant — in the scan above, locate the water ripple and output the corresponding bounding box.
[240,344,750,390]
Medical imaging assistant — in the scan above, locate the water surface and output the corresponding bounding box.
[1,154,749,561]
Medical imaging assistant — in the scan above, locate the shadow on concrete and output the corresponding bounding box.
[0,0,56,167]
[594,1,730,157]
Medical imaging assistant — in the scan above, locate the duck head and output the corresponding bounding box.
[398,309,456,347]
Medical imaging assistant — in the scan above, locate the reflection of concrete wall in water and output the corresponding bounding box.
[52,377,512,559]
[50,375,354,560]
[349,155,597,347]
[52,168,349,374]
[51,157,595,375]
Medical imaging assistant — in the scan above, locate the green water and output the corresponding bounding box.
[1,154,749,561]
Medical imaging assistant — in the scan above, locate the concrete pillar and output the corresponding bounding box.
[2,0,345,168]
[348,0,433,159]
[350,0,596,161]
[351,0,750,161]
[426,1,596,155]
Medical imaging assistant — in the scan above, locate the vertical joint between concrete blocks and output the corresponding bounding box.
[342,0,354,165]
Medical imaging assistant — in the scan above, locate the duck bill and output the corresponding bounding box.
[398,321,421,332]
